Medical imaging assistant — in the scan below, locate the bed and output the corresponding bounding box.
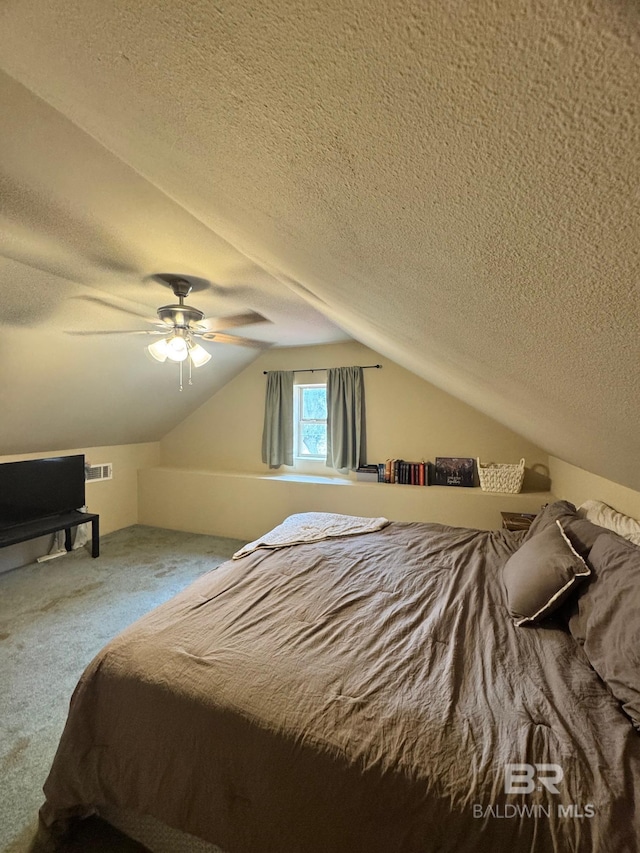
[38,502,640,852]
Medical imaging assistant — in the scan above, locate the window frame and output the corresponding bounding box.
[293,382,327,461]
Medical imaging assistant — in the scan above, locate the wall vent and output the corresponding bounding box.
[85,463,113,482]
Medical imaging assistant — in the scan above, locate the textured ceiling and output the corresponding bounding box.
[0,0,638,487]
[0,70,349,453]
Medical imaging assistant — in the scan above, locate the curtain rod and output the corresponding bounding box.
[262,364,382,375]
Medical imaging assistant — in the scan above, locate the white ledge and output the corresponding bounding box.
[149,466,352,484]
[261,473,351,484]
[146,467,551,494]
[139,466,556,539]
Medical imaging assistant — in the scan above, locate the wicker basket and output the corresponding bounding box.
[477,457,525,494]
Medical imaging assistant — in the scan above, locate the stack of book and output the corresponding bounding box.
[355,465,380,482]
[378,460,430,485]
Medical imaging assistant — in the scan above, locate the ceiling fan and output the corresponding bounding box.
[67,274,271,389]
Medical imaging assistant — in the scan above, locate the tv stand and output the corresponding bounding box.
[0,511,99,558]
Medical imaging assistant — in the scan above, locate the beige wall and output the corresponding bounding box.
[161,341,550,485]
[144,342,553,538]
[549,456,640,519]
[5,351,639,572]
[0,441,160,572]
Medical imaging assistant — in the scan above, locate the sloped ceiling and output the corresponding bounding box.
[0,71,349,452]
[0,1,638,488]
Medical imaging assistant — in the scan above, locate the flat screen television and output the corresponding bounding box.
[0,455,86,529]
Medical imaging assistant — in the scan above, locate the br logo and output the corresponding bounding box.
[505,764,564,795]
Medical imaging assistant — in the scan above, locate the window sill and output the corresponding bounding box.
[261,473,351,484]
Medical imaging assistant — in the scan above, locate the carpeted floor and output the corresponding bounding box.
[0,525,245,853]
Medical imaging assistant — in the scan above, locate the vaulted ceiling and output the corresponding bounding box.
[0,1,638,489]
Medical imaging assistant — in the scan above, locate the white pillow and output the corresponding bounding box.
[577,500,640,546]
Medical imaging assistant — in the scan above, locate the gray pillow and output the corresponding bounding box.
[524,500,606,559]
[568,533,640,730]
[503,520,591,626]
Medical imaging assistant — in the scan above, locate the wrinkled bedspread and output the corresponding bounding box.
[41,522,640,852]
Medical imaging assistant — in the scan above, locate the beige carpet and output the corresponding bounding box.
[0,525,245,853]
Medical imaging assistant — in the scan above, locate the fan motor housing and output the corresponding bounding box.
[157,303,205,327]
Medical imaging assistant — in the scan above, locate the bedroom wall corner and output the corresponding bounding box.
[159,340,550,481]
[549,457,640,520]
[0,441,160,574]
[144,341,554,536]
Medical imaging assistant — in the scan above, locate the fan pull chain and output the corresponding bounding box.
[189,359,193,386]
[179,360,183,391]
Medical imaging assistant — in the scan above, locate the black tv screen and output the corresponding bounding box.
[0,455,85,528]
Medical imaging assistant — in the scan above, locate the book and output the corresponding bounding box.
[433,457,475,487]
[356,465,379,482]
[379,459,430,484]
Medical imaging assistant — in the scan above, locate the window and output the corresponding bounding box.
[294,384,327,459]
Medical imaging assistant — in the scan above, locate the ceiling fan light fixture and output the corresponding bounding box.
[165,334,189,362]
[189,342,212,367]
[147,338,170,362]
[78,274,268,388]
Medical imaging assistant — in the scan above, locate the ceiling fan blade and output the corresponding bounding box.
[64,329,165,336]
[198,311,269,332]
[199,331,269,348]
[70,295,159,323]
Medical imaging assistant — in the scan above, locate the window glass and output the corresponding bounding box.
[302,386,327,420]
[295,384,327,459]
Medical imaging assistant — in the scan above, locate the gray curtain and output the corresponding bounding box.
[326,366,366,472]
[261,371,294,468]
